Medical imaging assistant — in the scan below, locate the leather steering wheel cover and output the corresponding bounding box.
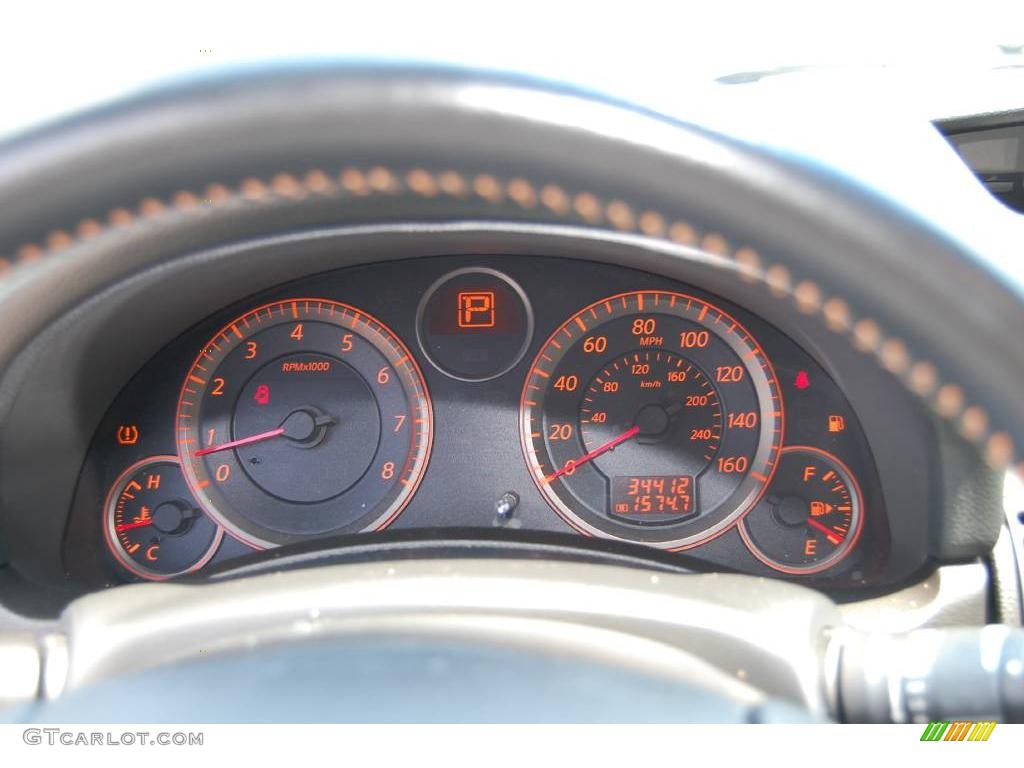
[0,64,1021,476]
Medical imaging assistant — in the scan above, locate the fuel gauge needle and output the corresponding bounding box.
[806,517,843,545]
[544,425,640,483]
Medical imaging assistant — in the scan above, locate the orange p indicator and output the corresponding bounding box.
[457,291,496,329]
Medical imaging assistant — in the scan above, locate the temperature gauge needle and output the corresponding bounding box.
[115,519,154,533]
[194,427,286,457]
[806,516,843,545]
[544,425,640,483]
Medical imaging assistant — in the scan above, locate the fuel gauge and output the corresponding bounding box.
[738,446,862,575]
[104,455,221,580]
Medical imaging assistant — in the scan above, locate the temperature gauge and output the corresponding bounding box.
[738,445,862,574]
[104,455,221,580]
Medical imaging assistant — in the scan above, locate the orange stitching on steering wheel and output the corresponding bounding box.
[0,167,1018,475]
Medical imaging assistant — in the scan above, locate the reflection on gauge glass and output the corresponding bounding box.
[104,455,221,580]
[739,445,863,574]
[417,267,533,381]
[176,298,433,549]
[520,290,784,549]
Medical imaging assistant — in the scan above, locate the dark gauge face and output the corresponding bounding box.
[416,267,533,381]
[521,291,784,549]
[104,456,221,580]
[176,299,433,549]
[583,350,721,524]
[739,445,863,574]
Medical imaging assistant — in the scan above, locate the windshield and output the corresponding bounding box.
[4,0,1023,138]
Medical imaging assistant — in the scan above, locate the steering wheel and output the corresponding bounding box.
[1,65,1022,723]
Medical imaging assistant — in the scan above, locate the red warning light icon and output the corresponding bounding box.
[254,384,270,405]
[794,370,810,390]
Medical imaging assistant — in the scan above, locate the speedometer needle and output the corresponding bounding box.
[806,517,843,546]
[194,427,286,457]
[544,425,640,483]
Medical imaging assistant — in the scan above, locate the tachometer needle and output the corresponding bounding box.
[544,425,640,483]
[806,516,843,546]
[194,426,286,457]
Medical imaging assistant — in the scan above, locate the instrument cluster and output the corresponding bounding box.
[65,255,890,590]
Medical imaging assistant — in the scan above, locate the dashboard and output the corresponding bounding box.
[4,62,1022,725]
[62,252,918,595]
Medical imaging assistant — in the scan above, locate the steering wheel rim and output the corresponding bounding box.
[0,64,1020,474]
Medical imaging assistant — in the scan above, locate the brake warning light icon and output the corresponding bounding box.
[457,291,496,329]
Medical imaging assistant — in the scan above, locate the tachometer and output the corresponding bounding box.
[520,291,783,549]
[176,299,433,549]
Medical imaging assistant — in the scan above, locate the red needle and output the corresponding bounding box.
[194,426,286,457]
[544,425,641,483]
[116,519,153,533]
[806,517,843,545]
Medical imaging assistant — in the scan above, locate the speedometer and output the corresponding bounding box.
[520,290,784,549]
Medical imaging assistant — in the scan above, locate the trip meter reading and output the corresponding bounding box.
[520,290,784,549]
[611,475,695,522]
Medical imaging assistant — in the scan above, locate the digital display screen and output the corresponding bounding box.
[418,268,532,381]
[456,291,496,328]
[611,475,696,523]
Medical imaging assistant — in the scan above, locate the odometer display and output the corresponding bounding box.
[176,299,433,549]
[520,291,783,549]
[611,475,695,522]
